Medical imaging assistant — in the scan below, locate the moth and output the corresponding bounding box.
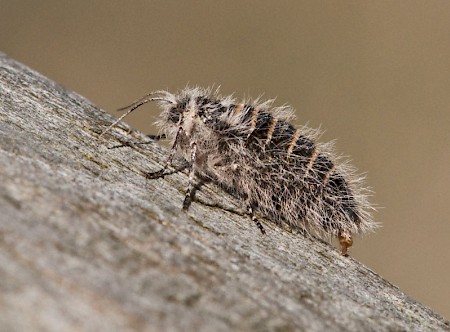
[100,87,378,255]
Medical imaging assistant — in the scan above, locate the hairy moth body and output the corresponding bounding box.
[101,87,378,255]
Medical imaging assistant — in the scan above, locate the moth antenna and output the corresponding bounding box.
[99,94,173,138]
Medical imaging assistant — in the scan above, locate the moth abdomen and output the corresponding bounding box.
[291,135,316,162]
[312,154,335,183]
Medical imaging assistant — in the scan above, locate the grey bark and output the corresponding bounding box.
[0,53,448,332]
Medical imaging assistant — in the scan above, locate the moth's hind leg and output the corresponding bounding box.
[247,204,266,235]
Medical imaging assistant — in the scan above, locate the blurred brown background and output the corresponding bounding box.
[1,1,449,319]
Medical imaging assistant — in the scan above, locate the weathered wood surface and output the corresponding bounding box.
[0,53,448,332]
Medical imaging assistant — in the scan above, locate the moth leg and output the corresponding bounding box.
[338,231,353,256]
[109,133,166,149]
[182,142,197,211]
[146,127,184,179]
[248,205,266,235]
[146,133,166,141]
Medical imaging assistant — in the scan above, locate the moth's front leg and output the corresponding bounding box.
[146,127,185,179]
